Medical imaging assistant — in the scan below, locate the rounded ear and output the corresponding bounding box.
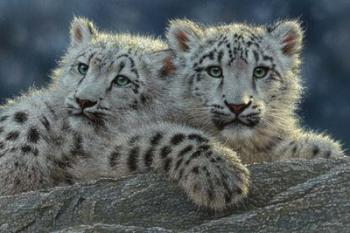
[166,19,203,54]
[268,20,303,57]
[70,17,97,48]
[143,49,176,78]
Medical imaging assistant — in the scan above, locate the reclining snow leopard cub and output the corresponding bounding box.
[163,19,345,164]
[0,18,249,211]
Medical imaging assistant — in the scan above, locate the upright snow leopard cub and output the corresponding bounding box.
[0,18,249,211]
[164,19,345,163]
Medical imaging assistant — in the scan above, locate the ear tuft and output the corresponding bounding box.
[269,20,303,56]
[166,19,202,54]
[70,17,97,48]
[175,30,190,52]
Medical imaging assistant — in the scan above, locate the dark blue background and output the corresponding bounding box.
[0,0,349,151]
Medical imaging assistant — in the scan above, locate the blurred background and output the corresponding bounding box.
[0,0,349,151]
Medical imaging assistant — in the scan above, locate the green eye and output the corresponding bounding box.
[114,75,131,86]
[206,66,223,78]
[253,66,269,79]
[78,63,89,75]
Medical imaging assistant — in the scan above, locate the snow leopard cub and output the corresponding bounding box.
[163,19,345,164]
[0,18,249,211]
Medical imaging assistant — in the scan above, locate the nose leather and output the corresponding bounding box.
[75,97,97,109]
[225,101,251,115]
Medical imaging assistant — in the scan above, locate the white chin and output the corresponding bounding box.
[68,116,94,132]
[221,125,255,141]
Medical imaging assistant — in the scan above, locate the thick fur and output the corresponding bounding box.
[0,18,249,211]
[165,19,345,164]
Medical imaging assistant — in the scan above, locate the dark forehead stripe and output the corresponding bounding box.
[76,51,96,63]
[254,44,276,66]
[115,53,139,79]
[199,51,216,64]
[130,68,139,79]
[233,33,274,65]
[96,51,116,69]
[118,61,125,73]
[263,55,273,62]
[199,33,254,65]
[224,41,236,65]
[195,31,275,69]
[253,50,260,62]
[117,54,136,68]
[217,50,224,63]
[217,35,229,47]
[75,50,90,60]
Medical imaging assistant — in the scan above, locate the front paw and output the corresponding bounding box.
[296,134,345,159]
[177,145,250,211]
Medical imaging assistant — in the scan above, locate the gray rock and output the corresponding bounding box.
[52,224,173,233]
[0,158,349,233]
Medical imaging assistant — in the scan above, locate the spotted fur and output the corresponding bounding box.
[165,19,346,164]
[0,18,249,211]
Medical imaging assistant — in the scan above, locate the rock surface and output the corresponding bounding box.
[0,158,349,233]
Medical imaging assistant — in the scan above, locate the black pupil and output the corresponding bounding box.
[79,64,88,73]
[210,67,221,76]
[255,67,267,77]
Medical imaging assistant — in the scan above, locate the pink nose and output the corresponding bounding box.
[225,101,251,115]
[75,97,97,109]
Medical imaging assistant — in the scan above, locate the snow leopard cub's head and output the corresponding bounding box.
[59,18,171,133]
[166,19,303,141]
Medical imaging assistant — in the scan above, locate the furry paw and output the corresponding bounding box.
[304,135,345,159]
[278,133,346,160]
[176,144,250,211]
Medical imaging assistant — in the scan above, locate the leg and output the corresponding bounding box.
[106,123,250,211]
[274,132,345,160]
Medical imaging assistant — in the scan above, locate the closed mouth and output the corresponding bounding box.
[68,109,106,127]
[212,116,260,130]
[226,118,257,127]
[228,118,259,127]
